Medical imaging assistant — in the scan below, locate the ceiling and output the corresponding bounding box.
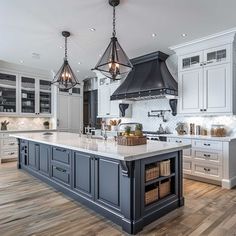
[1,0,236,80]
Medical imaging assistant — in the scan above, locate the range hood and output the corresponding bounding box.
[110,51,178,101]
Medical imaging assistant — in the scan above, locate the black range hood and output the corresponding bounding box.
[110,51,178,101]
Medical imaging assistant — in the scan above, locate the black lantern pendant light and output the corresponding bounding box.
[94,0,133,80]
[51,31,79,90]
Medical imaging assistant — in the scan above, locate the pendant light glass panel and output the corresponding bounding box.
[94,37,132,80]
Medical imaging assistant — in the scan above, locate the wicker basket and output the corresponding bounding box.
[145,187,158,205]
[160,160,171,176]
[117,136,147,146]
[159,179,171,198]
[145,164,159,182]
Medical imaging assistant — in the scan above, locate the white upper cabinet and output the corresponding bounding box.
[180,51,203,71]
[203,44,230,67]
[97,77,120,118]
[20,76,52,117]
[0,72,18,115]
[170,30,236,116]
[179,68,203,114]
[204,63,231,113]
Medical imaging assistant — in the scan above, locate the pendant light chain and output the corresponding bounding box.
[112,5,116,37]
[65,36,68,60]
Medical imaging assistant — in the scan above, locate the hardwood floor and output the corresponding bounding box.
[1,163,236,236]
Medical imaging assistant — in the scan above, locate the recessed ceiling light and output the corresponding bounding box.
[77,70,80,73]
[78,62,81,65]
[90,28,96,32]
[181,33,187,37]
[20,60,24,63]
[99,54,102,57]
[152,33,157,38]
[59,46,63,49]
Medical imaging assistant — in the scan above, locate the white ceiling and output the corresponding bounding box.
[1,0,236,80]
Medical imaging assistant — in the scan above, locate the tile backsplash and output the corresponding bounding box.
[0,117,52,131]
[120,99,236,136]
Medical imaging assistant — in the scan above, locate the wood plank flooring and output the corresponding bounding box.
[1,162,236,236]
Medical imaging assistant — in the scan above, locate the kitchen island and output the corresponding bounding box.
[12,132,190,234]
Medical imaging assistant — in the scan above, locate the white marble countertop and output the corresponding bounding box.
[160,134,236,142]
[11,132,191,161]
[0,129,57,133]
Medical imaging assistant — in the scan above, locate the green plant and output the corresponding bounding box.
[135,124,143,131]
[125,126,131,135]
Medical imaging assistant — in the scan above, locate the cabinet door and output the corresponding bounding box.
[204,63,231,113]
[98,84,110,117]
[28,142,39,170]
[39,144,51,176]
[109,84,120,117]
[178,69,204,114]
[39,80,52,116]
[95,157,121,210]
[203,44,230,67]
[0,73,17,115]
[20,77,36,115]
[73,152,94,199]
[179,51,203,71]
[69,95,83,133]
[57,94,69,130]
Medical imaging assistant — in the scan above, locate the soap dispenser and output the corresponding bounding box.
[158,124,164,134]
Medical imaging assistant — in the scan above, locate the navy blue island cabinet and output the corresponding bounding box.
[18,139,184,234]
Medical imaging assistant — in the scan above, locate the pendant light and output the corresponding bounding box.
[94,0,133,80]
[51,31,79,90]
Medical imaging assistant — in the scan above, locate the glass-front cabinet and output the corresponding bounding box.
[180,52,203,71]
[19,76,52,117]
[21,77,36,114]
[0,73,17,115]
[39,80,51,115]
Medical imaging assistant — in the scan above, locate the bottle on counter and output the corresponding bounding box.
[196,125,201,135]
[189,123,195,135]
[158,124,164,134]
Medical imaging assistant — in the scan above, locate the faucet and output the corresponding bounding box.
[101,127,108,141]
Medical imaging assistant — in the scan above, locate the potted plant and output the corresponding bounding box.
[124,126,131,137]
[43,121,50,129]
[135,124,143,137]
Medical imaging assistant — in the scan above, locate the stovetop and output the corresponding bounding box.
[143,131,172,141]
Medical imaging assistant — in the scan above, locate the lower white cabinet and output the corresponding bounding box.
[0,133,18,163]
[167,138,228,187]
[57,90,83,133]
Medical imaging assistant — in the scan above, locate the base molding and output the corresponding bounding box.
[222,176,236,189]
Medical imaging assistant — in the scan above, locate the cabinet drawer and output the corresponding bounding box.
[1,149,18,159]
[183,160,192,174]
[52,165,70,186]
[52,147,70,164]
[168,138,191,156]
[192,140,222,151]
[0,133,9,139]
[192,162,221,180]
[2,138,18,149]
[192,150,222,164]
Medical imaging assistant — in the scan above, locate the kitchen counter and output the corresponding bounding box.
[0,129,57,133]
[11,132,190,161]
[13,131,189,234]
[159,133,236,142]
